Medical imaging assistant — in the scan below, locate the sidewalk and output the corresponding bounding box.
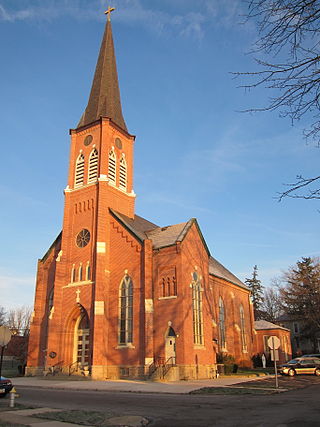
[11,374,268,394]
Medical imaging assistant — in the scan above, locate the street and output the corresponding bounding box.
[15,383,320,426]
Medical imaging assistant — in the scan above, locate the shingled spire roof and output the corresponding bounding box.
[77,19,127,132]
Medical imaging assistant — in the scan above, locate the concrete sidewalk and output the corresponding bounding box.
[12,374,269,394]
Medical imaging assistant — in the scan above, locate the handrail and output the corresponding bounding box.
[68,361,80,376]
[162,356,175,378]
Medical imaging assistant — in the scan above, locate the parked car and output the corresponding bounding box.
[279,357,320,377]
[302,354,320,358]
[0,376,13,397]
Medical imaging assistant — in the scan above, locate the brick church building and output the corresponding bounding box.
[27,14,255,380]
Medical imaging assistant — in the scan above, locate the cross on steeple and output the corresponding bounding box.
[105,6,115,21]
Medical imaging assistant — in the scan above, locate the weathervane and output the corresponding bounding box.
[105,6,115,21]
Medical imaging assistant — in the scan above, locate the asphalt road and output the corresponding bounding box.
[16,383,320,426]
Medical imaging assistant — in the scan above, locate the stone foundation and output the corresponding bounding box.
[25,366,44,376]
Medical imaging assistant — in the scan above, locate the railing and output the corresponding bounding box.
[148,356,175,379]
[45,360,64,376]
[68,361,80,376]
[162,356,175,379]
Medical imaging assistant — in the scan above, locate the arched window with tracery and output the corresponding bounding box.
[119,156,127,190]
[119,275,133,345]
[219,297,226,349]
[74,153,85,188]
[192,272,203,345]
[240,304,247,352]
[88,148,98,183]
[108,149,116,184]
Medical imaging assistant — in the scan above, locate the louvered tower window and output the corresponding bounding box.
[108,150,116,184]
[75,153,85,188]
[88,148,98,183]
[119,156,127,190]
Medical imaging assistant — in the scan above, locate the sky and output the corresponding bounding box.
[1,0,319,310]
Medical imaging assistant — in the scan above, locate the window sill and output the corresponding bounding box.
[116,343,135,350]
[64,280,93,288]
[193,345,206,350]
[158,296,177,300]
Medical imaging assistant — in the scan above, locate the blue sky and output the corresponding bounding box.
[1,0,319,310]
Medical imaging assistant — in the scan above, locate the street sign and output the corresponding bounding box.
[267,335,280,350]
[0,326,11,347]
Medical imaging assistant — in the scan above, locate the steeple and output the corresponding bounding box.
[77,17,127,132]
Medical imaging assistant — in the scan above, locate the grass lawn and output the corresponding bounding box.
[34,409,115,426]
[190,386,280,395]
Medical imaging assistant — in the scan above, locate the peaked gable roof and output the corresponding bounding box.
[255,320,290,332]
[77,20,127,132]
[209,257,248,290]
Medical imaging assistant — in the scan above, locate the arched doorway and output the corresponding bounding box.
[73,310,90,369]
[165,326,176,364]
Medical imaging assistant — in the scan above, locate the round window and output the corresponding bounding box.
[76,229,90,248]
[115,137,122,149]
[84,135,93,146]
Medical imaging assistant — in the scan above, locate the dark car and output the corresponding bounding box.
[0,377,13,397]
[279,357,320,377]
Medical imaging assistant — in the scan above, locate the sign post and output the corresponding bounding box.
[268,335,280,389]
[0,326,12,379]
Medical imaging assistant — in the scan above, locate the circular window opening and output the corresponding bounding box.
[84,135,93,146]
[76,229,90,248]
[115,137,122,149]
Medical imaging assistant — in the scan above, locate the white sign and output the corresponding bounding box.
[267,335,280,350]
[0,326,12,346]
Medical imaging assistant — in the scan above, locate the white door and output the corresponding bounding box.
[165,336,176,364]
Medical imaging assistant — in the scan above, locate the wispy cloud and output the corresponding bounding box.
[0,0,245,40]
[0,273,34,310]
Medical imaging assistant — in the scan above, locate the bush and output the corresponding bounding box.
[217,353,238,375]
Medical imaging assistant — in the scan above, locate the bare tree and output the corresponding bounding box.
[237,0,320,200]
[0,306,6,325]
[260,284,283,323]
[6,306,32,337]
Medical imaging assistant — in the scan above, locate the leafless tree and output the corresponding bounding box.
[0,306,6,325]
[237,0,320,200]
[6,306,32,337]
[260,283,283,323]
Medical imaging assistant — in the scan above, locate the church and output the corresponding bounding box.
[26,12,256,380]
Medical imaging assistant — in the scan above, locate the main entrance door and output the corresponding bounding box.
[74,311,90,368]
[165,327,176,364]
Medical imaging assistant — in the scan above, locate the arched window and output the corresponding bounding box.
[74,153,85,188]
[192,272,203,345]
[48,288,54,312]
[88,148,98,183]
[119,156,127,190]
[240,305,247,352]
[79,264,83,282]
[108,149,116,184]
[119,275,133,345]
[71,265,76,283]
[219,297,226,349]
[86,262,91,281]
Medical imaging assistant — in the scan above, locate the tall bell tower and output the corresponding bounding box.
[42,11,136,376]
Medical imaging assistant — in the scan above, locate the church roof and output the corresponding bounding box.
[77,19,127,132]
[254,320,290,332]
[209,257,248,290]
[110,210,158,241]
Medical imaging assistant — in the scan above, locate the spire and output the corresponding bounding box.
[77,16,127,132]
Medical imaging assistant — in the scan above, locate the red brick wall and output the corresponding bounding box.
[255,329,292,364]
